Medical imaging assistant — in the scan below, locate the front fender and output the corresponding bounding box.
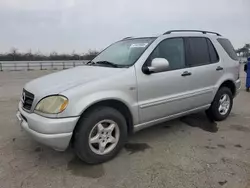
[61,90,139,125]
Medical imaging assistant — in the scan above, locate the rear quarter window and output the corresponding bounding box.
[217,38,238,61]
[206,39,219,63]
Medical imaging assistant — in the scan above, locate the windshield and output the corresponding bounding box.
[92,38,156,67]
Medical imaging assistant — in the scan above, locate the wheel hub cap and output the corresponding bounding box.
[88,120,120,155]
[218,94,230,115]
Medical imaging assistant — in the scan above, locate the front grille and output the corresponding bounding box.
[22,89,34,111]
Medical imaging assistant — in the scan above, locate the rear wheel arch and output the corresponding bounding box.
[207,87,233,121]
[219,80,236,97]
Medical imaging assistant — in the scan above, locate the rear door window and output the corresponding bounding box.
[187,37,210,67]
[217,38,238,61]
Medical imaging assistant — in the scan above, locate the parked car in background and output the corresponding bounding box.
[17,30,241,164]
[239,57,247,64]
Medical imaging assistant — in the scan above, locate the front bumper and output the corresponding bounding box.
[17,102,80,151]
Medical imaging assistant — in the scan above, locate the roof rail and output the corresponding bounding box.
[122,37,133,40]
[163,30,221,36]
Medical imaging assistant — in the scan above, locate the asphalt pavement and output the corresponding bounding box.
[0,68,250,188]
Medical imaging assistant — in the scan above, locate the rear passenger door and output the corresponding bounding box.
[185,37,223,109]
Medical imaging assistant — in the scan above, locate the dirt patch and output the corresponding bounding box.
[67,157,105,178]
[124,143,151,155]
[234,144,242,148]
[181,113,218,133]
[34,147,42,152]
[205,146,216,149]
[218,180,227,186]
[230,124,250,132]
[217,144,226,148]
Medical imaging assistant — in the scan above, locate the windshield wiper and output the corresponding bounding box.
[95,61,119,68]
[86,60,129,68]
[86,61,95,65]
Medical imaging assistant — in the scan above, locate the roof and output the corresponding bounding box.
[122,30,223,41]
[163,30,221,36]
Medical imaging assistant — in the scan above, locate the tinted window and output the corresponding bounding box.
[217,38,238,61]
[206,39,219,63]
[188,37,210,66]
[148,38,185,70]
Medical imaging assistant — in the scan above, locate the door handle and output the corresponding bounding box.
[181,71,192,77]
[216,66,223,71]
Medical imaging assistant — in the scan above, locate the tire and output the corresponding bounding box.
[74,106,127,164]
[206,87,233,121]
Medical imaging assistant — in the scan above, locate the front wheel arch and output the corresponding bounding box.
[72,99,134,142]
[73,106,128,164]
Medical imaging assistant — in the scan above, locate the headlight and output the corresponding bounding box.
[35,95,68,114]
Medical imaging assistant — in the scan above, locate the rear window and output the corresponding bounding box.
[217,38,238,61]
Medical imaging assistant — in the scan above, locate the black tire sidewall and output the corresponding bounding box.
[209,87,233,121]
[74,107,127,164]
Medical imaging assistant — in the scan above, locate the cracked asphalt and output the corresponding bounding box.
[0,67,250,188]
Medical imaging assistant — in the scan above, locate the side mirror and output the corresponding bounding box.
[143,58,170,74]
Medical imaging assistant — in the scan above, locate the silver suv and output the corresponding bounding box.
[16,30,241,164]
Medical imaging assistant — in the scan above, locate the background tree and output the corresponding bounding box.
[244,44,250,57]
[236,43,250,58]
[10,47,18,61]
[0,48,100,61]
[83,50,99,60]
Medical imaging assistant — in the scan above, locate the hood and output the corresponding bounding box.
[24,66,125,96]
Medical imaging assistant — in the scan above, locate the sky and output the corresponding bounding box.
[0,0,249,54]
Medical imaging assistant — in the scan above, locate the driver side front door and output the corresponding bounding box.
[136,37,194,124]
